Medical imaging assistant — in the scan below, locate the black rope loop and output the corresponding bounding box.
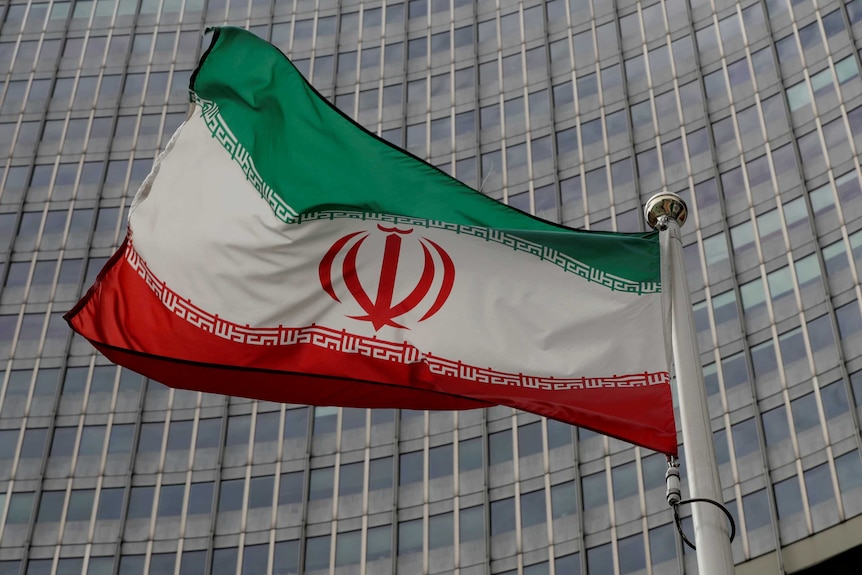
[672,497,736,550]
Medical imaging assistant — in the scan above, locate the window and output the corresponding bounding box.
[167,420,193,451]
[520,489,546,527]
[119,556,145,575]
[6,492,35,524]
[711,290,738,326]
[804,464,834,506]
[649,524,676,565]
[188,482,213,515]
[429,512,453,548]
[310,407,338,437]
[254,411,280,443]
[87,557,113,575]
[775,477,803,519]
[836,301,862,338]
[211,549,238,575]
[731,419,759,457]
[820,381,848,418]
[67,489,95,523]
[768,267,794,302]
[27,560,52,575]
[581,472,607,509]
[703,233,729,265]
[488,429,513,464]
[225,415,251,446]
[704,363,719,396]
[339,462,364,496]
[371,409,395,425]
[429,444,453,478]
[587,543,613,575]
[97,487,124,520]
[779,327,807,365]
[242,544,268,574]
[550,481,577,518]
[743,489,771,530]
[283,407,308,438]
[90,367,115,394]
[459,505,484,542]
[751,340,778,379]
[34,368,60,396]
[63,367,89,394]
[399,451,423,484]
[547,420,572,448]
[341,408,365,431]
[518,422,542,457]
[366,524,392,561]
[335,531,361,566]
[157,484,184,516]
[21,428,48,459]
[398,518,422,554]
[641,453,667,491]
[218,478,244,512]
[555,553,581,574]
[368,456,393,490]
[741,278,766,312]
[309,467,334,500]
[612,462,638,499]
[762,406,790,445]
[195,418,221,449]
[835,451,862,494]
[248,476,274,508]
[618,533,646,573]
[490,497,516,534]
[278,472,304,505]
[795,254,820,287]
[180,550,206,575]
[127,486,154,519]
[807,315,834,354]
[714,429,730,464]
[37,491,65,523]
[791,393,819,432]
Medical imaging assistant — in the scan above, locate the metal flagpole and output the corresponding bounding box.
[645,192,736,575]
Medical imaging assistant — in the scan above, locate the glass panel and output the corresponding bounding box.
[366,524,392,560]
[429,512,453,548]
[612,462,638,499]
[399,451,423,484]
[508,462,543,520]
[459,505,484,541]
[309,467,334,500]
[429,444,453,478]
[490,497,516,534]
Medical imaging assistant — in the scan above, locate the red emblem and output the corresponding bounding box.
[319,224,455,330]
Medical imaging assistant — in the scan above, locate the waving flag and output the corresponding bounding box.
[66,27,677,454]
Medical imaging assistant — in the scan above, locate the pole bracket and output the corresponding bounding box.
[671,498,737,550]
[665,455,736,550]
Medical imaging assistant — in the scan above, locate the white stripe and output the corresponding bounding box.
[129,107,667,380]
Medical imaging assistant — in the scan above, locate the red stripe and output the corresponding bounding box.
[65,239,678,455]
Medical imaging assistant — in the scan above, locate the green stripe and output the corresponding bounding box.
[297,211,659,293]
[190,27,660,286]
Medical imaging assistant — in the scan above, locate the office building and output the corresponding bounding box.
[1,0,862,573]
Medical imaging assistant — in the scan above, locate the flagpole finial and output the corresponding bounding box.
[645,192,688,231]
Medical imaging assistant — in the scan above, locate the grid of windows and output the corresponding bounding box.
[2,0,862,573]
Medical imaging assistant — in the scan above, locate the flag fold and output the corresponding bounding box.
[66,27,677,455]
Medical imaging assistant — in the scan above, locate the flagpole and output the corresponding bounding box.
[645,193,736,575]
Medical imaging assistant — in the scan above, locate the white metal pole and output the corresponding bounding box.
[645,193,736,575]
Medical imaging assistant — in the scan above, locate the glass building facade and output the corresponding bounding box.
[1,0,862,573]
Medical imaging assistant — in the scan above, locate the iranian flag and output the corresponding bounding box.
[66,27,677,454]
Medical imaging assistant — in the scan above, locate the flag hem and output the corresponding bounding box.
[76,337,677,454]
